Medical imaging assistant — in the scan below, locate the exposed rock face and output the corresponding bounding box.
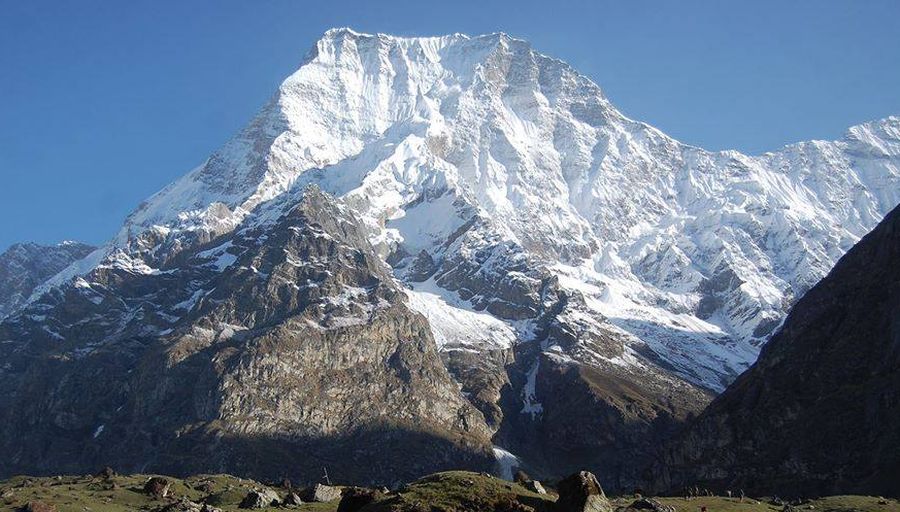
[654,204,900,497]
[0,188,492,484]
[556,471,612,512]
[0,241,95,320]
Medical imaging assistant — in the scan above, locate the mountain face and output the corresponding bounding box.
[1,28,898,489]
[0,188,492,484]
[0,241,95,320]
[653,204,900,497]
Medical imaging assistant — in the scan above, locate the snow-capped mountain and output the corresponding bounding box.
[2,28,898,489]
[89,28,898,390]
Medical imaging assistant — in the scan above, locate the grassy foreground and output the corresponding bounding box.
[1,471,897,512]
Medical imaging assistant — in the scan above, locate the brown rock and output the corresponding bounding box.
[556,471,611,512]
[143,477,171,499]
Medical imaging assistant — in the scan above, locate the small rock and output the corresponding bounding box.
[523,480,546,495]
[239,489,281,509]
[143,477,171,499]
[301,484,342,503]
[337,487,383,512]
[556,471,611,512]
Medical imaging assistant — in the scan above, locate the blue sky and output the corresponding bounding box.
[1,0,899,252]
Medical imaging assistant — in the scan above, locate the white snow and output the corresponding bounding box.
[197,240,239,270]
[404,278,517,351]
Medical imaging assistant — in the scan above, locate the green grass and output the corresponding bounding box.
[361,471,556,512]
[0,473,338,512]
[1,471,897,512]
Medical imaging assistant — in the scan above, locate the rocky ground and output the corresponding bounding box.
[1,470,897,512]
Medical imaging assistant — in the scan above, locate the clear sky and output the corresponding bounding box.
[1,0,899,252]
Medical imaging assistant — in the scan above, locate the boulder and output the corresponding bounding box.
[239,489,281,509]
[556,471,611,512]
[337,487,383,512]
[143,477,171,499]
[282,493,304,506]
[301,484,342,503]
[524,480,546,495]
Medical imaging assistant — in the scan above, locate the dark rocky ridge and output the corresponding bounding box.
[653,204,900,497]
[0,188,492,484]
[0,241,95,320]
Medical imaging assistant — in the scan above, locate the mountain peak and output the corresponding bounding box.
[20,30,900,397]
